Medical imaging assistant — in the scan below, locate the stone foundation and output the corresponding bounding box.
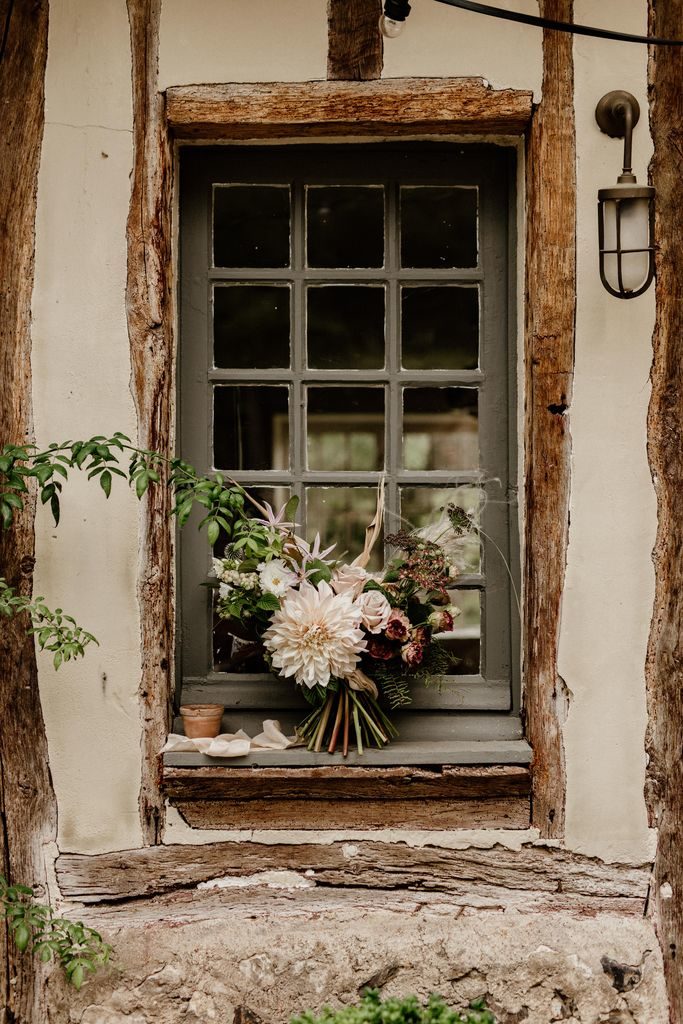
[45,885,668,1024]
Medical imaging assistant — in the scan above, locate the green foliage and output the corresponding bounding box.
[0,579,98,670]
[291,990,496,1024]
[0,876,111,989]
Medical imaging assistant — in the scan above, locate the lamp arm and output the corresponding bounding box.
[621,102,634,179]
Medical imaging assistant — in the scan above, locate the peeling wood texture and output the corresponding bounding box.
[56,840,650,918]
[523,0,575,839]
[327,0,383,80]
[646,3,683,1021]
[166,79,534,140]
[163,765,531,830]
[126,0,174,845]
[0,1,56,1020]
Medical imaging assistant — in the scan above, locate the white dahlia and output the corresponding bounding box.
[262,580,366,688]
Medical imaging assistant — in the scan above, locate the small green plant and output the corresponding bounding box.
[0,579,98,670]
[0,877,112,989]
[290,990,496,1024]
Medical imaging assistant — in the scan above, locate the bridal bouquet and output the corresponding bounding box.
[211,486,466,755]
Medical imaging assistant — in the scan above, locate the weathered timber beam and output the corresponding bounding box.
[523,0,575,839]
[646,2,683,1020]
[126,0,174,845]
[56,839,650,907]
[165,79,534,140]
[328,0,383,80]
[0,1,57,1020]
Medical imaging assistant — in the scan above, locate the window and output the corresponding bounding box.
[176,142,524,765]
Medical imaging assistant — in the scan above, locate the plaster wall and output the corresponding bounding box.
[30,0,657,869]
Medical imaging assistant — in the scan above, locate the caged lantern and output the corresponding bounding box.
[595,90,655,299]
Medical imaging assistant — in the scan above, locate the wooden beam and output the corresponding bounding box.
[523,0,575,839]
[646,3,683,1020]
[56,839,650,918]
[126,0,174,845]
[0,2,56,1020]
[163,765,531,830]
[166,79,534,140]
[327,0,383,81]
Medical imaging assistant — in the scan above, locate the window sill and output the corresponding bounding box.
[162,748,532,830]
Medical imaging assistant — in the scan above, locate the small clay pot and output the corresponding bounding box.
[180,704,224,739]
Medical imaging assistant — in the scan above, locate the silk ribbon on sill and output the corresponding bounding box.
[161,719,300,758]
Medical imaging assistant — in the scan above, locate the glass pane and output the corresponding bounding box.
[214,285,290,369]
[400,485,482,574]
[402,286,478,370]
[307,286,385,369]
[440,590,481,675]
[213,185,290,268]
[212,486,292,673]
[307,387,384,471]
[400,186,477,268]
[214,385,289,471]
[403,387,478,470]
[306,487,383,570]
[307,186,384,268]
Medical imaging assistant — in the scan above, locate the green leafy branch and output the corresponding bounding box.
[0,579,99,670]
[1,877,111,990]
[291,989,496,1024]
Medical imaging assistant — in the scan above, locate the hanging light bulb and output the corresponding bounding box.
[379,0,411,38]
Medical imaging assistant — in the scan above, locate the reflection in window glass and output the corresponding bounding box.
[213,386,289,471]
[306,487,382,570]
[307,186,384,268]
[213,185,290,268]
[307,387,385,472]
[307,286,385,369]
[402,286,478,370]
[440,590,481,675]
[403,387,478,471]
[400,186,477,268]
[214,285,290,369]
[399,485,482,574]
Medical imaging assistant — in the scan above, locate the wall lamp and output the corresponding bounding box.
[595,91,655,299]
[379,0,411,38]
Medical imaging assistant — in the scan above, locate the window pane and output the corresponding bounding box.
[213,185,290,268]
[403,387,478,470]
[402,286,478,370]
[399,485,482,574]
[400,186,477,268]
[307,186,384,268]
[307,286,385,369]
[213,385,289,471]
[307,387,384,471]
[214,285,290,369]
[440,590,481,675]
[306,486,383,570]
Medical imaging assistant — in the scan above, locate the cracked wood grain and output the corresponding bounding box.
[126,0,174,845]
[0,1,56,1020]
[645,3,683,1020]
[523,0,576,840]
[328,0,383,80]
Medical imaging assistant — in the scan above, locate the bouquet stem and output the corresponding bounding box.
[298,682,398,756]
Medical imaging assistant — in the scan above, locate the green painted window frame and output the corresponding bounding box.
[174,141,524,766]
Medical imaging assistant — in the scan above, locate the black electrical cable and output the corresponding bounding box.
[432,0,683,46]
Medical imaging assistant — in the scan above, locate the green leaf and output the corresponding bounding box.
[0,502,13,529]
[135,472,148,499]
[256,593,280,612]
[284,494,300,521]
[0,456,13,473]
[70,964,85,990]
[206,520,220,547]
[14,923,30,952]
[3,493,23,510]
[50,495,60,526]
[99,471,112,498]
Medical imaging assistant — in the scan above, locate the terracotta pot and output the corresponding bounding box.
[180,704,224,739]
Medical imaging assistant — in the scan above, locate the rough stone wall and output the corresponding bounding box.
[45,886,668,1024]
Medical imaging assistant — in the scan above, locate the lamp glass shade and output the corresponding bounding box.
[598,183,655,298]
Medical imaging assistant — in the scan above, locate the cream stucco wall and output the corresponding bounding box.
[31,0,657,865]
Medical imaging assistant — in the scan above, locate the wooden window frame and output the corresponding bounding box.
[148,77,572,832]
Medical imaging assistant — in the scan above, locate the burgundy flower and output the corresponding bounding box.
[412,625,431,646]
[401,641,424,667]
[366,637,396,661]
[385,609,411,642]
[429,608,454,632]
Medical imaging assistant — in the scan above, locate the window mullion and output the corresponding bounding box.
[385,178,400,534]
[292,180,306,527]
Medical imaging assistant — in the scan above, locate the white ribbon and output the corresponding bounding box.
[161,719,299,758]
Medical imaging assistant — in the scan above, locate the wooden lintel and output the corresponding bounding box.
[162,764,531,830]
[166,79,534,140]
[56,839,650,912]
